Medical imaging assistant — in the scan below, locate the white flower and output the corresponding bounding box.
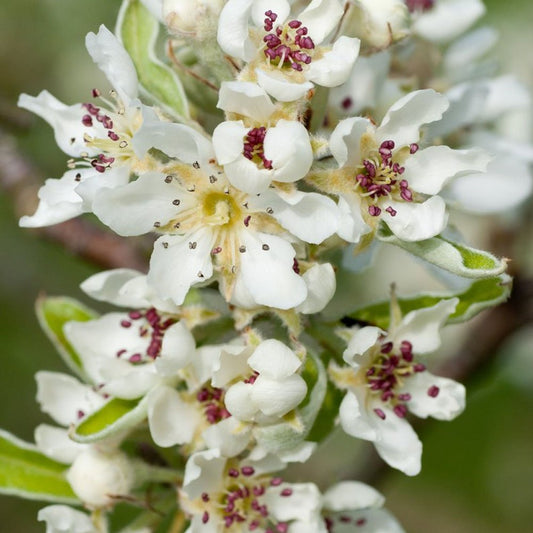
[345,0,410,49]
[213,82,313,194]
[333,299,466,475]
[217,0,360,101]
[324,89,490,243]
[38,505,98,533]
[18,25,157,228]
[180,449,323,532]
[91,123,339,308]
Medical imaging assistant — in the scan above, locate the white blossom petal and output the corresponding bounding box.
[255,68,314,102]
[224,156,273,194]
[336,194,371,244]
[323,481,384,511]
[299,0,344,44]
[34,425,85,464]
[343,327,383,367]
[249,339,302,379]
[217,81,276,121]
[202,417,251,457]
[183,449,225,499]
[296,263,336,314]
[330,117,372,169]
[212,121,248,165]
[211,344,253,388]
[252,374,307,417]
[250,0,290,28]
[38,505,96,533]
[156,321,197,376]
[74,166,131,211]
[339,391,378,441]
[217,0,255,61]
[265,483,322,523]
[224,382,257,421]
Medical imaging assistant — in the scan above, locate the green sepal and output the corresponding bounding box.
[71,395,150,444]
[377,223,507,278]
[255,350,327,453]
[0,429,78,503]
[117,0,189,119]
[344,274,512,330]
[36,296,98,381]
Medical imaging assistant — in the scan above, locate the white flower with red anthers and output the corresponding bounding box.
[217,0,360,102]
[18,25,158,228]
[319,89,490,243]
[331,298,465,476]
[147,339,308,458]
[212,81,313,194]
[91,122,339,309]
[180,449,323,532]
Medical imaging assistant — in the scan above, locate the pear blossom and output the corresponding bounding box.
[217,0,360,101]
[180,449,323,532]
[331,298,466,475]
[38,505,99,533]
[18,25,158,228]
[213,81,313,194]
[318,89,490,243]
[91,123,339,308]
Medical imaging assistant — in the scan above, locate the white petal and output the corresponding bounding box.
[266,482,322,523]
[444,27,499,74]
[250,0,290,28]
[336,194,371,244]
[224,382,258,421]
[74,166,130,211]
[446,157,533,214]
[148,230,215,305]
[412,0,486,44]
[299,0,344,44]
[255,68,313,102]
[239,231,307,309]
[307,36,360,88]
[217,81,275,121]
[332,508,405,533]
[252,374,307,417]
[35,425,85,464]
[264,120,313,183]
[323,481,384,511]
[217,0,255,61]
[343,327,383,367]
[92,172,178,236]
[156,321,197,376]
[403,146,490,195]
[296,263,336,314]
[19,170,90,228]
[330,117,372,169]
[211,344,253,388]
[392,298,458,353]
[383,196,448,242]
[402,372,465,421]
[147,386,200,446]
[248,339,302,379]
[202,417,251,457]
[253,190,339,244]
[85,25,138,104]
[38,505,96,533]
[98,364,160,400]
[224,156,273,194]
[35,371,105,426]
[212,120,248,165]
[339,391,377,441]
[478,75,531,122]
[376,89,449,147]
[182,450,225,499]
[18,91,100,158]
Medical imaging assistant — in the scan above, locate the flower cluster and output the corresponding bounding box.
[3,0,528,531]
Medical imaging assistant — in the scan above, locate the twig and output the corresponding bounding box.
[0,129,148,272]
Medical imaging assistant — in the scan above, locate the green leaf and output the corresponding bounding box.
[377,223,507,278]
[36,296,98,380]
[255,350,327,453]
[0,429,78,503]
[71,396,150,444]
[118,0,189,119]
[342,275,512,330]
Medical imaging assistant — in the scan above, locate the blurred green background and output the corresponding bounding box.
[1,0,532,531]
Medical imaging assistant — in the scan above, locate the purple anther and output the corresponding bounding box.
[427,385,440,398]
[374,408,386,420]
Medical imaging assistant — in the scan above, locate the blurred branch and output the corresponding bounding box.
[0,129,148,272]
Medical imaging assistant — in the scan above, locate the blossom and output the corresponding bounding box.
[217,0,360,101]
[18,25,157,228]
[331,298,465,475]
[316,89,489,243]
[91,123,339,308]
[37,505,98,533]
[213,81,313,194]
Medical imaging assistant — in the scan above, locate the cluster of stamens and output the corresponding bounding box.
[356,140,418,217]
[263,11,315,71]
[243,127,273,169]
[406,0,435,13]
[366,340,426,419]
[200,466,292,531]
[196,385,231,424]
[116,308,176,364]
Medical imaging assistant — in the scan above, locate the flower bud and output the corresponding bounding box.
[66,448,134,508]
[163,0,223,35]
[346,0,410,49]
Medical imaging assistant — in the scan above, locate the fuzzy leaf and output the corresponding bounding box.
[255,350,327,452]
[71,396,149,444]
[0,430,77,503]
[36,296,98,380]
[341,275,512,330]
[118,0,189,119]
[377,223,507,278]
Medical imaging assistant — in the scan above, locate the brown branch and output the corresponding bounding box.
[0,129,148,272]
